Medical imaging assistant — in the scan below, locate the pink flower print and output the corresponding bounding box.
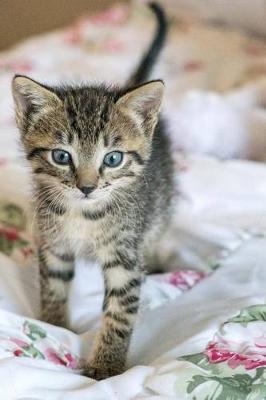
[183,61,204,73]
[0,60,32,73]
[10,337,29,358]
[103,39,125,53]
[204,306,266,371]
[88,5,129,26]
[254,335,266,349]
[205,341,266,370]
[10,61,33,73]
[65,353,78,369]
[44,348,66,366]
[10,338,29,347]
[44,348,78,369]
[14,349,24,357]
[64,27,82,45]
[205,343,236,363]
[0,227,19,241]
[168,270,206,291]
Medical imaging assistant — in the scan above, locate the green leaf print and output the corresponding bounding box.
[16,238,30,248]
[187,374,210,394]
[0,202,26,230]
[179,353,220,374]
[175,307,266,399]
[247,383,266,400]
[208,260,221,271]
[22,345,45,360]
[227,305,266,325]
[23,321,47,341]
[0,235,14,255]
[187,373,255,400]
[0,235,31,257]
[247,369,266,399]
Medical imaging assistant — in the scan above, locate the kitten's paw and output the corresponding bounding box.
[83,364,122,381]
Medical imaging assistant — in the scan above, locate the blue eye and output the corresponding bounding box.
[52,149,71,165]
[103,151,123,168]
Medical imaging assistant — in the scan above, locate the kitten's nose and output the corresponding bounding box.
[78,186,95,196]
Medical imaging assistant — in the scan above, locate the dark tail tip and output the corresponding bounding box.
[127,2,168,87]
[149,2,168,31]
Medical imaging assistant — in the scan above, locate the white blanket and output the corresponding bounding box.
[1,157,266,399]
[1,2,266,399]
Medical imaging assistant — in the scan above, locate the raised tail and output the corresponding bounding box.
[127,2,168,87]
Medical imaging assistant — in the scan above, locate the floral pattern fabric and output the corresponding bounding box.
[0,2,266,398]
[3,305,266,397]
[0,320,79,369]
[2,304,266,398]
[145,305,266,399]
[0,201,33,263]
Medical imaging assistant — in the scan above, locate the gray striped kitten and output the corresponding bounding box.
[12,3,173,380]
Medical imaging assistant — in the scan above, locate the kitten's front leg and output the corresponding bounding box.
[39,247,74,328]
[84,252,142,380]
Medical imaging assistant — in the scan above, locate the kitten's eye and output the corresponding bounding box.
[103,151,123,168]
[52,149,71,165]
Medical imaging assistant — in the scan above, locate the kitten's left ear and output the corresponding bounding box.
[12,75,61,131]
[116,80,164,136]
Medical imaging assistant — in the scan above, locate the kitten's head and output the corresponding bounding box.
[12,75,164,208]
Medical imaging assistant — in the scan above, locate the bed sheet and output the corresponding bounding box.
[1,2,266,399]
[2,2,266,161]
[1,156,266,399]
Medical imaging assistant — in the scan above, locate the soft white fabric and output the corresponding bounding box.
[1,2,266,398]
[2,2,266,161]
[167,80,266,160]
[1,157,266,398]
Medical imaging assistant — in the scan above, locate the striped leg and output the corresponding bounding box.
[39,247,74,328]
[84,251,142,380]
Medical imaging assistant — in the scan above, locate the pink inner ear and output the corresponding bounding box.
[127,82,164,119]
[12,76,61,116]
[117,81,164,116]
[138,94,159,115]
[12,78,42,116]
[132,91,163,123]
[13,88,32,114]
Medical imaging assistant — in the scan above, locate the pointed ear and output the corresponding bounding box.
[116,80,164,136]
[12,75,61,130]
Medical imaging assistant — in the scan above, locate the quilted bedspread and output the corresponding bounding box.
[1,2,266,399]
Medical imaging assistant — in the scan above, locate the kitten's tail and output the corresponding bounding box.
[127,2,168,86]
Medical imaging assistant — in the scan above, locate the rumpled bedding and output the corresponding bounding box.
[1,2,266,399]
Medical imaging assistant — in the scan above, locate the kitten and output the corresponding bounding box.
[12,3,173,380]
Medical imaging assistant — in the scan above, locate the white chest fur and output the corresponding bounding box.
[58,208,99,258]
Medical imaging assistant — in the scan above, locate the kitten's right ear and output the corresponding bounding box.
[12,75,61,130]
[116,80,164,137]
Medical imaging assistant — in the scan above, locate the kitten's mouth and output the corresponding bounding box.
[68,186,111,204]
[82,194,92,200]
[78,191,103,202]
[79,193,95,200]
